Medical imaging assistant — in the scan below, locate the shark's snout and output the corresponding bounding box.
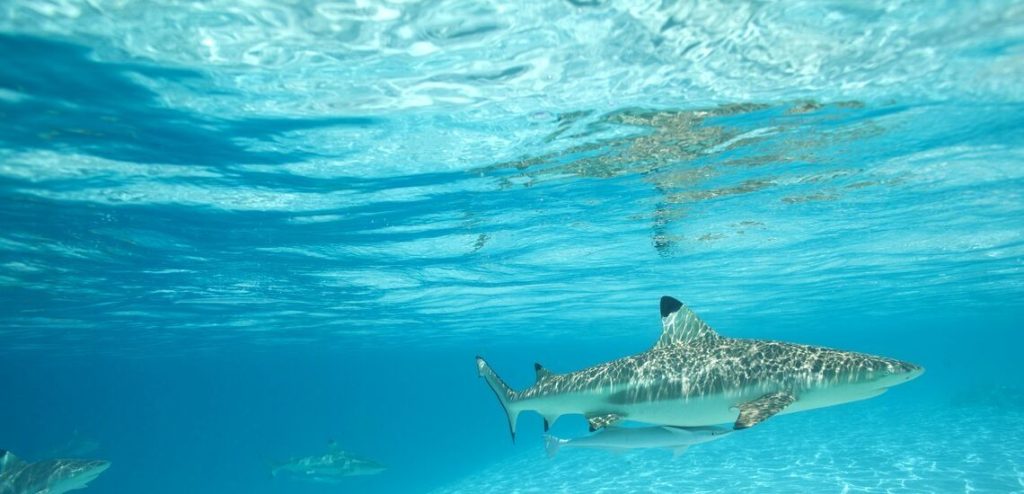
[353,461,387,476]
[875,360,924,388]
[891,360,923,378]
[77,460,111,481]
[903,363,925,381]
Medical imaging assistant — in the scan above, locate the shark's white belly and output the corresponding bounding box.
[520,390,738,426]
[520,380,890,427]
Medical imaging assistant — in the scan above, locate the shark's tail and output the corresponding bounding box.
[543,435,566,458]
[476,356,520,443]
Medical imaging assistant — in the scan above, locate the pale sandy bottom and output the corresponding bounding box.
[431,403,1024,493]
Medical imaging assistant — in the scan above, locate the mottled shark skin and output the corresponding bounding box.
[0,450,110,494]
[477,296,924,441]
[270,442,385,483]
[545,425,732,458]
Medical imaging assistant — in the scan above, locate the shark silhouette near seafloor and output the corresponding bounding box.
[270,441,385,483]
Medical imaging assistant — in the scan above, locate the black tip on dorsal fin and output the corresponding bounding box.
[660,296,683,317]
[534,363,553,382]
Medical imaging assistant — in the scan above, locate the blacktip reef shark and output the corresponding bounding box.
[477,296,923,440]
[545,425,731,458]
[0,449,110,494]
[270,441,385,483]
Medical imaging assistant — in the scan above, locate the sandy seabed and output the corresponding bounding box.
[432,403,1024,493]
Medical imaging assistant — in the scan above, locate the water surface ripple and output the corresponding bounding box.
[0,1,1022,355]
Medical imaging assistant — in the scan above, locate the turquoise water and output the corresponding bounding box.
[1,1,1023,493]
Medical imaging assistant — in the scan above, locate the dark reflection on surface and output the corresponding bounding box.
[0,34,377,167]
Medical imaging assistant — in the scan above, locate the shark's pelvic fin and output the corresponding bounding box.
[734,391,796,429]
[534,362,553,383]
[586,413,623,431]
[476,356,521,443]
[654,296,720,349]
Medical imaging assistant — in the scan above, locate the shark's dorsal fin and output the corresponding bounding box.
[653,296,720,348]
[534,363,553,383]
[0,450,25,474]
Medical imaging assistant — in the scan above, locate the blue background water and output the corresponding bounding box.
[1,1,1022,493]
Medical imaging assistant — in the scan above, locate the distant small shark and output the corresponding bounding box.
[478,296,923,440]
[271,442,385,482]
[545,425,731,458]
[0,449,110,494]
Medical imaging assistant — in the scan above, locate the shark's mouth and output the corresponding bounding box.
[76,463,111,484]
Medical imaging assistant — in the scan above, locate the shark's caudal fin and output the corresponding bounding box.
[476,356,520,443]
[543,435,566,458]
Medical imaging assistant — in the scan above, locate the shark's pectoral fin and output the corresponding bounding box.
[586,413,623,431]
[734,391,796,429]
[671,446,689,458]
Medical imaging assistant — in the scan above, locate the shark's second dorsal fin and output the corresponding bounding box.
[534,363,553,383]
[654,296,719,348]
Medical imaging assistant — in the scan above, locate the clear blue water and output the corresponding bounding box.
[1,1,1023,493]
